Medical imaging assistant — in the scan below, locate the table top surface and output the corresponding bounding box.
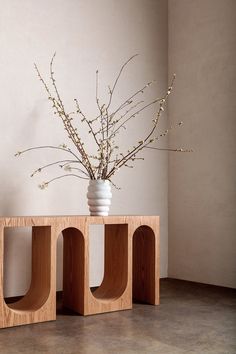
[0,215,159,227]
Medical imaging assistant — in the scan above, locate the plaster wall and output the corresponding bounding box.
[0,0,168,297]
[168,0,236,288]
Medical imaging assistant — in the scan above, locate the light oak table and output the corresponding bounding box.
[0,215,159,328]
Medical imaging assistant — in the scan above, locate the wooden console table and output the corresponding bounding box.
[0,216,159,328]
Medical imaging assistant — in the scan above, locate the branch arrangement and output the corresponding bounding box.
[15,54,192,189]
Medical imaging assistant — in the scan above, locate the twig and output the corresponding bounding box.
[30,159,79,177]
[145,147,193,152]
[39,173,89,189]
[106,54,138,110]
[15,145,82,162]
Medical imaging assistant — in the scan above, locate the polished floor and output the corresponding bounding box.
[0,279,236,354]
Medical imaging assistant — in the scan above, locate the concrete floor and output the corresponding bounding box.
[0,279,236,354]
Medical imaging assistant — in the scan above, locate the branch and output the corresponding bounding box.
[62,165,90,177]
[145,147,193,152]
[74,98,100,147]
[15,145,82,162]
[107,80,155,124]
[110,97,162,138]
[106,54,139,110]
[38,173,89,189]
[30,159,79,177]
[35,54,95,179]
[106,74,176,179]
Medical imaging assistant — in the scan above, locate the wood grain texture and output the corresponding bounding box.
[133,226,157,304]
[62,227,85,314]
[0,215,159,327]
[0,224,55,328]
[93,224,128,300]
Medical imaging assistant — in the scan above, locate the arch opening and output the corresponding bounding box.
[91,223,128,301]
[57,227,84,315]
[133,225,156,304]
[4,226,51,312]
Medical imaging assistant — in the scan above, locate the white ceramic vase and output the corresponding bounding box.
[87,180,112,216]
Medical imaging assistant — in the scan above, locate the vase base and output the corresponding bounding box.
[90,212,109,216]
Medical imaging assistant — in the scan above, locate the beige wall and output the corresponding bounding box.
[168,0,236,288]
[2,0,233,298]
[0,0,168,297]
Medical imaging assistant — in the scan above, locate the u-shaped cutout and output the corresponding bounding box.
[6,226,51,312]
[133,225,156,304]
[92,224,128,301]
[62,227,85,313]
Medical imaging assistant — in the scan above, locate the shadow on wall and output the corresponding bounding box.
[0,186,24,218]
[0,181,33,298]
[3,226,32,298]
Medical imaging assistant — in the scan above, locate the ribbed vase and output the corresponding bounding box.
[87,180,112,216]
